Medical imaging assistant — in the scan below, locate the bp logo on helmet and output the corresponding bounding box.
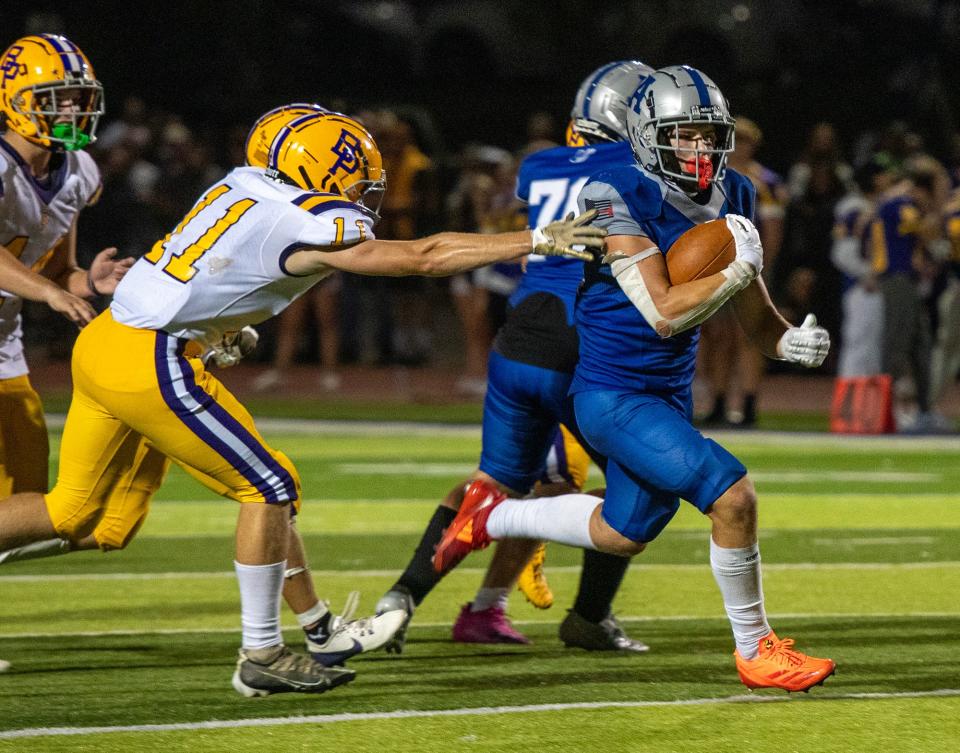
[1,46,27,89]
[330,129,362,175]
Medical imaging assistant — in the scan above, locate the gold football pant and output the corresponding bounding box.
[0,373,163,550]
[0,374,49,496]
[540,423,591,491]
[44,311,301,541]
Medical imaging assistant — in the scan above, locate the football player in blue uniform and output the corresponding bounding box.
[434,66,837,693]
[377,61,653,653]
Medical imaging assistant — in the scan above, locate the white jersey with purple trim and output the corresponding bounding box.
[0,139,101,378]
[111,166,375,348]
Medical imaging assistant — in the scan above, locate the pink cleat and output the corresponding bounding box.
[432,479,506,574]
[452,603,530,645]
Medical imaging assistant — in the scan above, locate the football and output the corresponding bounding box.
[665,219,735,283]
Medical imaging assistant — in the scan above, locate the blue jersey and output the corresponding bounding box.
[511,141,634,317]
[571,165,756,396]
[493,141,633,374]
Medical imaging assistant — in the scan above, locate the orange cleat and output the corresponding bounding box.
[432,479,505,575]
[735,632,836,692]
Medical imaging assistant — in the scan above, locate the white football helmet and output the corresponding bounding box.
[627,65,735,191]
[571,60,655,144]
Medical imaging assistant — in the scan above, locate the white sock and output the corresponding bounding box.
[471,587,509,612]
[235,560,285,649]
[709,539,771,659]
[295,601,329,629]
[487,493,598,550]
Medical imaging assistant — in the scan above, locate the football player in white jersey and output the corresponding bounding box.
[0,107,604,695]
[0,34,136,674]
[0,33,133,491]
[0,102,415,671]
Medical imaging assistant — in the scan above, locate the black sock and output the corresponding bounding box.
[572,549,631,623]
[395,505,457,605]
[742,394,757,425]
[706,393,726,421]
[303,611,333,643]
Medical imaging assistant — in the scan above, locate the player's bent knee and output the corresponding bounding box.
[93,513,148,551]
[44,493,104,542]
[710,475,757,525]
[590,512,646,556]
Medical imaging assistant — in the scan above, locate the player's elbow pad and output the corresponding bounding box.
[611,257,756,338]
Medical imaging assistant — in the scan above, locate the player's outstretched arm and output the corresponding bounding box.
[0,243,95,326]
[284,210,605,277]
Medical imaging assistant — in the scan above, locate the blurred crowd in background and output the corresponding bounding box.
[10,1,960,430]
[19,96,960,432]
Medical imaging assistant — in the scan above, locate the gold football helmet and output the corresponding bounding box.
[266,112,386,217]
[565,119,587,147]
[0,34,103,150]
[244,103,328,168]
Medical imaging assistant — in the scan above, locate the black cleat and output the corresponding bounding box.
[558,610,649,652]
[232,644,355,697]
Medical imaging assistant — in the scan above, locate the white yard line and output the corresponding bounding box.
[1,611,958,640]
[333,464,943,482]
[2,560,959,584]
[45,414,960,449]
[2,689,959,740]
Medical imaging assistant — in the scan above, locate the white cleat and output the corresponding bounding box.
[375,587,415,654]
[306,591,408,666]
[0,659,10,673]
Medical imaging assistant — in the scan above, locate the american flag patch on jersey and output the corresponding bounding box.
[585,198,614,219]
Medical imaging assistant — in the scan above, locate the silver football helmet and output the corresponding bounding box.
[571,60,655,143]
[627,65,735,190]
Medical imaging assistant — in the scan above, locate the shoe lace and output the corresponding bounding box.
[599,613,627,640]
[327,591,378,638]
[268,646,325,676]
[764,636,806,667]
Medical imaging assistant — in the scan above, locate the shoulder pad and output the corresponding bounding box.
[73,150,103,206]
[291,194,377,247]
[580,165,663,232]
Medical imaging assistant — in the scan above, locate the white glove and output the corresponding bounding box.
[204,326,259,368]
[725,214,763,277]
[531,209,606,261]
[777,314,830,367]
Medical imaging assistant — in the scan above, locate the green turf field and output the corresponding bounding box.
[1,425,959,752]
